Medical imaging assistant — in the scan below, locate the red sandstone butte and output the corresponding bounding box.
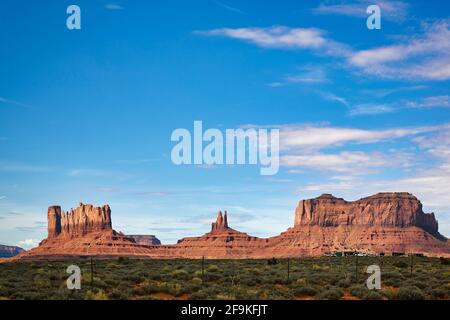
[11,193,450,261]
[174,211,267,259]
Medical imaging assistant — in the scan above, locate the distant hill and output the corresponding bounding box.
[126,235,161,245]
[0,244,25,258]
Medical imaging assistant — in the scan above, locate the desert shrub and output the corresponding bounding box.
[396,286,425,300]
[440,257,450,265]
[273,276,286,285]
[191,277,202,286]
[189,290,208,300]
[132,286,146,296]
[0,285,11,297]
[363,290,383,300]
[308,272,335,285]
[122,274,144,283]
[51,289,83,300]
[428,288,447,299]
[117,257,129,264]
[143,283,159,294]
[264,287,294,300]
[293,286,318,297]
[149,273,163,281]
[207,265,219,272]
[295,278,307,286]
[405,280,429,290]
[267,258,278,265]
[235,289,261,300]
[202,284,223,296]
[383,271,404,286]
[110,288,132,300]
[85,290,109,300]
[171,269,189,280]
[393,261,409,268]
[240,276,257,287]
[318,288,343,300]
[194,270,203,278]
[336,278,352,288]
[349,285,367,298]
[381,287,397,300]
[246,267,261,275]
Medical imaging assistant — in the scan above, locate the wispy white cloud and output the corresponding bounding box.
[138,191,171,197]
[197,21,450,81]
[318,91,350,107]
[195,26,351,57]
[348,103,396,116]
[105,3,124,10]
[407,95,450,109]
[317,93,449,116]
[236,123,443,175]
[282,151,390,173]
[361,86,427,98]
[296,126,450,221]
[67,169,112,177]
[313,0,410,22]
[0,96,32,108]
[212,0,245,14]
[269,66,329,87]
[0,161,50,173]
[348,21,450,80]
[279,124,436,150]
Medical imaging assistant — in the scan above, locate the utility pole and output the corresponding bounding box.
[355,255,359,281]
[410,254,414,276]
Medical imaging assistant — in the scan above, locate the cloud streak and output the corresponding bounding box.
[263,123,449,175]
[212,0,245,15]
[348,21,450,80]
[105,3,124,10]
[196,21,450,81]
[195,26,351,57]
[0,96,32,108]
[278,124,437,150]
[313,0,410,22]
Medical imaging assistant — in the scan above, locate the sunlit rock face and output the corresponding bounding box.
[294,193,441,238]
[47,203,112,239]
[10,193,450,261]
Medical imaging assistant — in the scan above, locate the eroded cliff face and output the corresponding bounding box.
[47,203,112,239]
[294,193,441,237]
[10,192,450,261]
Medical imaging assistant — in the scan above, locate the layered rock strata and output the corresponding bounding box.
[10,193,450,260]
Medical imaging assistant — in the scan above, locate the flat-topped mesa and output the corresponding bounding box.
[126,235,161,245]
[294,192,441,236]
[47,203,112,239]
[211,211,229,232]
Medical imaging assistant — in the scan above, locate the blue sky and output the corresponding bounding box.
[1,0,450,247]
